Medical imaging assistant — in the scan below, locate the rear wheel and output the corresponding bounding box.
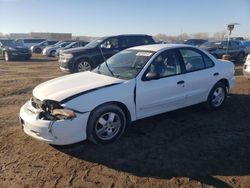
[87,104,126,144]
[206,82,227,110]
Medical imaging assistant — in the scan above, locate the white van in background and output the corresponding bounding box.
[16,38,46,48]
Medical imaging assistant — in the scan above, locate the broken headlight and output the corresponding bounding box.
[31,98,76,121]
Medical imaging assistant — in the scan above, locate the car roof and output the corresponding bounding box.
[99,34,152,40]
[129,44,193,52]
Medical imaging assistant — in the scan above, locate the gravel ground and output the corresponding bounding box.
[0,56,250,188]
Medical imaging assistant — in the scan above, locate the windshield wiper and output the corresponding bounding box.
[98,46,115,77]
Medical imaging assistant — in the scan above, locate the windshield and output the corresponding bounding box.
[64,42,76,48]
[92,49,154,80]
[84,39,103,48]
[0,40,17,47]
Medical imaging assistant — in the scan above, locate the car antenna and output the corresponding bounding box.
[98,45,115,76]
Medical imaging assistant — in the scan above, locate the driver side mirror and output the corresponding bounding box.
[145,72,159,81]
[100,43,107,49]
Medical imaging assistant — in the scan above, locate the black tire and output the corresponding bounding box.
[34,48,42,54]
[206,82,227,110]
[74,59,92,72]
[236,52,245,63]
[4,51,11,61]
[49,50,56,57]
[87,104,126,144]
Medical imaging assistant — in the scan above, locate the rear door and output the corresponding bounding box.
[178,48,217,105]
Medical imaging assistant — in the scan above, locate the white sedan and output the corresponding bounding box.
[243,54,250,78]
[19,44,235,145]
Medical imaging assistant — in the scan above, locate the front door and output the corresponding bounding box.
[136,49,187,119]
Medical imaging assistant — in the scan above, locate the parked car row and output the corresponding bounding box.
[200,40,247,63]
[41,40,88,57]
[31,40,59,53]
[0,39,32,61]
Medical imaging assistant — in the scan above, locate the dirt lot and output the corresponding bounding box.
[0,56,250,188]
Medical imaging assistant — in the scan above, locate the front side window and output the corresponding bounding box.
[146,50,182,78]
[100,37,119,49]
[179,49,205,72]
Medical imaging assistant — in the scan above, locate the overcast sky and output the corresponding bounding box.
[0,0,249,37]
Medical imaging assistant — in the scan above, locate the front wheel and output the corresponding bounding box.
[4,51,11,61]
[206,82,227,110]
[49,50,56,57]
[87,104,126,144]
[75,59,92,72]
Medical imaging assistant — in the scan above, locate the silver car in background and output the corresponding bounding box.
[243,54,250,79]
[42,41,72,57]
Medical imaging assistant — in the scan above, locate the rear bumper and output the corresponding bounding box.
[19,101,90,145]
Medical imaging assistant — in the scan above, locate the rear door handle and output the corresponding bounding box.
[213,72,219,76]
[177,80,185,85]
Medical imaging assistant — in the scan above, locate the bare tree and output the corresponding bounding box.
[190,32,209,39]
[213,30,227,40]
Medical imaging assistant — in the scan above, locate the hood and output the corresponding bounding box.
[33,72,124,102]
[7,45,29,51]
[62,46,95,54]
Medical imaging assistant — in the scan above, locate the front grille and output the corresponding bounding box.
[31,97,42,109]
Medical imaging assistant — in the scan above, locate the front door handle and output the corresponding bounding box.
[177,80,185,85]
[213,72,219,76]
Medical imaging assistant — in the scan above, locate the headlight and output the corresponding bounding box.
[63,53,73,59]
[51,109,76,119]
[32,98,77,121]
[9,47,17,51]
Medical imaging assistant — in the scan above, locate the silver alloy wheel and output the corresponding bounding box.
[77,61,91,72]
[212,87,225,107]
[4,52,9,61]
[95,112,121,140]
[51,51,56,57]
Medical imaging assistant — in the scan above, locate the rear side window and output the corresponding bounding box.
[203,55,214,68]
[179,48,214,72]
[179,49,205,72]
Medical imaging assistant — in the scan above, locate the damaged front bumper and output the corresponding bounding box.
[19,101,90,145]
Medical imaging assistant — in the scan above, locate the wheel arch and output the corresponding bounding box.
[217,78,229,89]
[207,78,229,100]
[89,101,132,127]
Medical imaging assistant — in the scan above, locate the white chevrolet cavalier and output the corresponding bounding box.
[20,44,235,145]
